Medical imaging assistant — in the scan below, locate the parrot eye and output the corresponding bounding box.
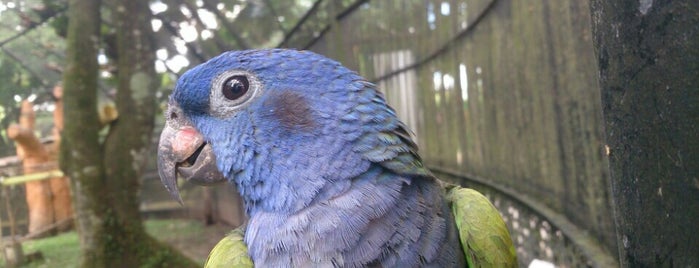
[222,75,249,100]
[209,70,261,118]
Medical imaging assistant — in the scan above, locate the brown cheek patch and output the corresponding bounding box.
[268,91,316,131]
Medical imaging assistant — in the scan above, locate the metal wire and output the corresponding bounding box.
[370,0,498,83]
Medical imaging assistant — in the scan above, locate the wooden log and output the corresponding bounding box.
[49,175,72,231]
[6,95,73,236]
[9,100,65,237]
[52,86,63,132]
[18,101,34,130]
[7,125,44,160]
[49,86,73,232]
[7,123,54,236]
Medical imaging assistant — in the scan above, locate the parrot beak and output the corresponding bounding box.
[157,103,226,204]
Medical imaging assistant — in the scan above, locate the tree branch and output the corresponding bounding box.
[277,0,324,48]
[0,6,66,48]
[0,47,50,87]
[177,0,232,52]
[153,13,207,64]
[201,0,250,49]
[370,0,498,83]
[263,0,288,35]
[302,0,369,49]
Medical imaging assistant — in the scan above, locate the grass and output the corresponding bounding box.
[12,232,79,268]
[1,219,217,268]
[145,219,207,243]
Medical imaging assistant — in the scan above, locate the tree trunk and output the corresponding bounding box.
[100,0,198,266]
[590,0,699,266]
[61,0,199,267]
[49,86,73,232]
[61,0,109,266]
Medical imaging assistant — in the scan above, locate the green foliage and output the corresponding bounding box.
[0,57,26,155]
[0,0,68,155]
[49,14,68,38]
[37,0,69,38]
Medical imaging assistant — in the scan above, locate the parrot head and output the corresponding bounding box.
[157,49,383,213]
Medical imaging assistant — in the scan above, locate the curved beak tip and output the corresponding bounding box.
[156,120,226,205]
[157,124,186,205]
[157,148,184,205]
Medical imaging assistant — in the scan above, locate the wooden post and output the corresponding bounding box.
[6,96,73,236]
[1,186,24,267]
[8,101,54,237]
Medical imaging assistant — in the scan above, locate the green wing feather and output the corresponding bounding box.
[204,226,253,268]
[446,185,517,268]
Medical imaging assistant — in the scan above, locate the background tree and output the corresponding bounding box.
[60,0,196,266]
[591,0,699,266]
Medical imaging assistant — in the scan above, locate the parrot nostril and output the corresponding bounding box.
[170,112,178,120]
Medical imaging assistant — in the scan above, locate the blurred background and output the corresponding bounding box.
[0,0,697,267]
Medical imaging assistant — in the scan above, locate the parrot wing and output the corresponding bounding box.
[446,185,518,268]
[349,83,432,178]
[204,226,253,268]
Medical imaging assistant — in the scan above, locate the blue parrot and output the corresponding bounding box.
[157,49,516,267]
